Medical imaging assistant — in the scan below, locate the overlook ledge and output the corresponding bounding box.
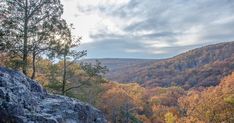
[0,67,107,123]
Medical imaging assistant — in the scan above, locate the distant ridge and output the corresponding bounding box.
[90,41,234,89]
[81,58,158,70]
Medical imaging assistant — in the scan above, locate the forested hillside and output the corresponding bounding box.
[97,71,234,122]
[1,42,233,123]
[105,41,234,89]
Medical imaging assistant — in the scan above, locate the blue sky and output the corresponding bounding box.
[62,0,234,59]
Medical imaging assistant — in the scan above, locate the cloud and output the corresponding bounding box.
[78,37,207,59]
[62,0,234,58]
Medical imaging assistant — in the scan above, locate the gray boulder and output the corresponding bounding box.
[0,67,107,123]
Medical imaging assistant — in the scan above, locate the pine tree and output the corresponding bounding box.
[0,0,63,75]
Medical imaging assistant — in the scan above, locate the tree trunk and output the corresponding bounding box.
[62,54,67,95]
[23,0,28,75]
[31,49,36,79]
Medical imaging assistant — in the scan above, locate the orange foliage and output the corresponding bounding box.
[178,73,234,123]
[99,82,145,122]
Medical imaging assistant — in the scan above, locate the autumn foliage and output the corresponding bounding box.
[178,73,234,123]
[94,72,234,123]
[0,48,234,123]
[105,42,234,89]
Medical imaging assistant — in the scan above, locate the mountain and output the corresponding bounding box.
[98,41,234,89]
[81,58,158,71]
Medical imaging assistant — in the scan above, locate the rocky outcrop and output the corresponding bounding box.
[0,67,107,123]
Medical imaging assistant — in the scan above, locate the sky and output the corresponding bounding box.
[61,0,234,59]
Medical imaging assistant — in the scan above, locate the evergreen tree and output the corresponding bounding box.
[0,0,63,75]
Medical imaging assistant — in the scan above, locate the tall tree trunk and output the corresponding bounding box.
[31,49,36,79]
[23,0,28,75]
[62,54,67,95]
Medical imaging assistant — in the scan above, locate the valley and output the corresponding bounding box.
[85,41,234,89]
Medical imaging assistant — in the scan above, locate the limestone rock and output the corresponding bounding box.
[0,67,107,123]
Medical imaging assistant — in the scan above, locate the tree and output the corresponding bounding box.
[99,82,145,123]
[50,24,87,95]
[164,112,177,123]
[63,61,108,105]
[30,18,69,79]
[178,73,234,122]
[0,0,63,75]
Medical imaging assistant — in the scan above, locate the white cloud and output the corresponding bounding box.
[212,16,234,24]
[125,49,143,53]
[150,50,167,55]
[62,0,133,44]
[144,41,171,48]
[61,0,234,58]
[75,0,130,7]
